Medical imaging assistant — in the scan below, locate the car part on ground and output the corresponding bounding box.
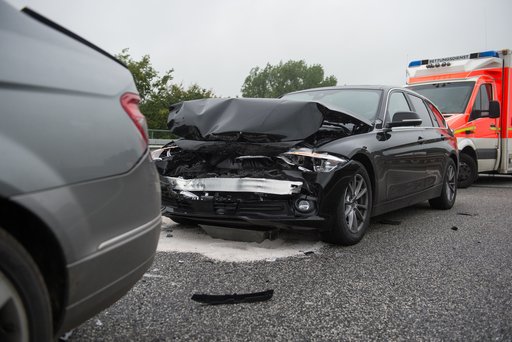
[0,2,161,340]
[191,289,274,305]
[155,87,458,245]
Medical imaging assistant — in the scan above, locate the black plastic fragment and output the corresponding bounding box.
[304,251,315,256]
[451,226,458,231]
[191,289,274,305]
[378,219,402,226]
[457,212,478,217]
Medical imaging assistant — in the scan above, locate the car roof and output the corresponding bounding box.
[284,85,433,102]
[284,85,400,95]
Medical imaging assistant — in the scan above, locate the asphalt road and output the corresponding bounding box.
[70,175,512,341]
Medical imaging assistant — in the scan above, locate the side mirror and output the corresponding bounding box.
[385,111,422,130]
[489,100,500,118]
[470,100,500,121]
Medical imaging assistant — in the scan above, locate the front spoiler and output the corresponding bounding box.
[162,205,326,230]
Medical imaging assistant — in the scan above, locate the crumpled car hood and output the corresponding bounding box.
[167,98,371,142]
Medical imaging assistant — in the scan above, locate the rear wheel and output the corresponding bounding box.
[322,161,372,245]
[458,153,477,188]
[0,228,52,342]
[429,159,457,209]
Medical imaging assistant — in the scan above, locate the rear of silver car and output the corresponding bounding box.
[0,1,161,340]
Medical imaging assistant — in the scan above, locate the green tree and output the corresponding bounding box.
[116,49,214,129]
[241,60,337,98]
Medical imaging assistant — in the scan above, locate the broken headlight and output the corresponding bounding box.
[279,149,348,172]
[150,146,178,161]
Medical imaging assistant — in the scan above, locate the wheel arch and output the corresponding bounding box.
[351,153,376,204]
[457,139,478,169]
[0,197,67,333]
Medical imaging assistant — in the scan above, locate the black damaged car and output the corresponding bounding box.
[153,86,458,245]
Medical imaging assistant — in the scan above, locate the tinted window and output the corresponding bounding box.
[408,95,433,127]
[473,84,492,111]
[387,92,410,121]
[282,89,382,121]
[408,81,474,114]
[427,102,446,127]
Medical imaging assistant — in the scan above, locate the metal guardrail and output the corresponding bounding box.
[148,129,173,149]
[148,129,174,140]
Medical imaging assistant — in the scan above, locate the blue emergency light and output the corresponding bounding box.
[408,50,500,68]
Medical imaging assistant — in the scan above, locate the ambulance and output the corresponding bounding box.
[406,49,512,187]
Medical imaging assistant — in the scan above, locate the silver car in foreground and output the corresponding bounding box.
[0,2,161,341]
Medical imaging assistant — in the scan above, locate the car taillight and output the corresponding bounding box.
[120,92,148,148]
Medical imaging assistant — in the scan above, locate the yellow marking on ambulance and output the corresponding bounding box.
[453,126,476,134]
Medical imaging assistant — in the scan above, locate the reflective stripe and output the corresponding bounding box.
[453,126,476,134]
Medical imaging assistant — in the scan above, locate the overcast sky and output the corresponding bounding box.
[10,0,512,97]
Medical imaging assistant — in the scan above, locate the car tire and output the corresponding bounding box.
[322,161,372,245]
[429,158,457,210]
[168,216,200,226]
[457,153,477,188]
[0,228,53,342]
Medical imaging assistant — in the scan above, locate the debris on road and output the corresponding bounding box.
[143,273,164,278]
[378,219,402,225]
[457,212,478,217]
[201,225,278,243]
[59,330,74,341]
[303,251,315,256]
[191,289,274,305]
[451,226,459,231]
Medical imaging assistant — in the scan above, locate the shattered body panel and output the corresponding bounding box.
[155,88,458,234]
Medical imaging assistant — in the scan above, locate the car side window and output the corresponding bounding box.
[387,92,411,122]
[408,95,433,127]
[427,102,446,127]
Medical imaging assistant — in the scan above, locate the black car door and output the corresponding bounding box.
[374,90,437,203]
[406,93,447,190]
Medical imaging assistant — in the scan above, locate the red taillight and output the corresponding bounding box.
[120,92,148,147]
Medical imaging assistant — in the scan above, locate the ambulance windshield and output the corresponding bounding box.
[408,81,475,114]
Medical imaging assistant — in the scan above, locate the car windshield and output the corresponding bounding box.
[408,81,475,114]
[282,89,382,122]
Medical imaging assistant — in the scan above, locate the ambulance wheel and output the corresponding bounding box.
[429,159,457,209]
[457,153,477,188]
[322,161,372,245]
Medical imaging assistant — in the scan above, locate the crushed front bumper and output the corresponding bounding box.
[160,161,360,230]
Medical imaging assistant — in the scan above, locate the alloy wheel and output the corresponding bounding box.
[344,174,369,234]
[446,164,456,202]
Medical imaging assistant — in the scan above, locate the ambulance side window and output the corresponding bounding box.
[387,92,411,122]
[471,84,493,120]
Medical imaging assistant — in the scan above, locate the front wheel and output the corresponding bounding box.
[457,153,477,188]
[322,161,372,245]
[429,158,457,209]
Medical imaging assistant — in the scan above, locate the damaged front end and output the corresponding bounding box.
[154,98,371,230]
